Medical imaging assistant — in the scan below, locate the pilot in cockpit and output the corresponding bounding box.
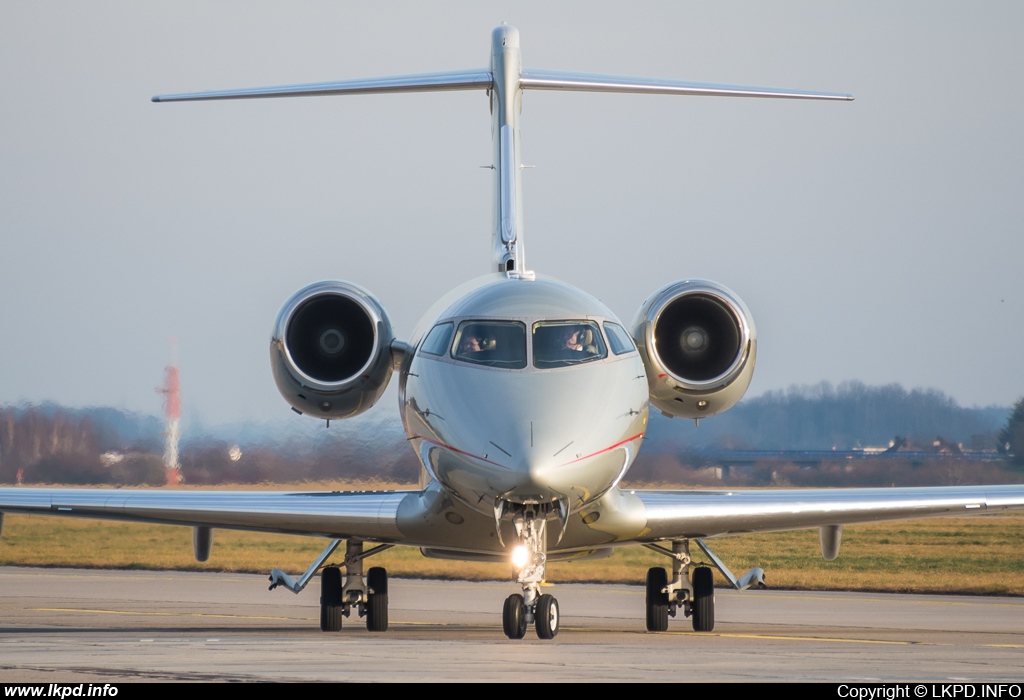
[561,326,597,355]
[459,334,496,355]
[562,327,585,352]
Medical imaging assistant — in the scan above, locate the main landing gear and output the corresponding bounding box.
[642,538,766,633]
[268,538,393,632]
[502,507,560,640]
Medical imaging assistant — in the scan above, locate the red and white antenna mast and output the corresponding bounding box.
[158,338,182,486]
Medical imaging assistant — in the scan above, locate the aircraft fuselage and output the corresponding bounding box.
[400,274,649,518]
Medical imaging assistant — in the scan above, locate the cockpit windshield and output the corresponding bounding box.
[533,320,607,369]
[451,321,527,369]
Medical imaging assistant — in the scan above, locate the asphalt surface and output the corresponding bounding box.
[1,567,1022,682]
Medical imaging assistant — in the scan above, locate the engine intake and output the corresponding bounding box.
[632,280,756,419]
[271,281,394,420]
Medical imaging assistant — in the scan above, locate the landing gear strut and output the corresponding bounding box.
[502,506,560,640]
[269,538,393,632]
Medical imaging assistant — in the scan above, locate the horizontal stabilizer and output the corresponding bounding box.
[153,69,492,103]
[520,69,853,101]
[153,68,851,105]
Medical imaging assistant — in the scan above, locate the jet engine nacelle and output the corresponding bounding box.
[271,281,395,420]
[632,280,756,419]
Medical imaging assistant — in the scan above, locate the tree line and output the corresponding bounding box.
[646,381,1010,451]
[1,384,1021,486]
[0,405,419,486]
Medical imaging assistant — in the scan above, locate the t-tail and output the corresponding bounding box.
[153,25,852,274]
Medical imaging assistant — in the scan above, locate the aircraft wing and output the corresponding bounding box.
[632,484,1024,541]
[0,487,415,542]
[5,484,1023,552]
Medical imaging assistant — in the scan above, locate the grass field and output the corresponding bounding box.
[2,482,1022,595]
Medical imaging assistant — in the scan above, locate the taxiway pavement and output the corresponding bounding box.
[1,567,1022,682]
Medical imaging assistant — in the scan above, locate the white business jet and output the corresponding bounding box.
[2,26,1022,640]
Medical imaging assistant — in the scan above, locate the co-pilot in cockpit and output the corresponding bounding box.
[532,320,606,368]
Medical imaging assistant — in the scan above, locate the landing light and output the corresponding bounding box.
[511,545,531,569]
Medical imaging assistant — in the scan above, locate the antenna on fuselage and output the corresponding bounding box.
[153,26,852,275]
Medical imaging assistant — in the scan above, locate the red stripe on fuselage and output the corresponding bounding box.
[412,436,510,469]
[558,433,645,466]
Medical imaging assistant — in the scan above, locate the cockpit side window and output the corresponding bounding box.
[420,322,455,356]
[451,321,527,369]
[603,321,636,355]
[533,320,608,369]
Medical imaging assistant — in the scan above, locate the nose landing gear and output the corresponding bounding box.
[502,507,560,640]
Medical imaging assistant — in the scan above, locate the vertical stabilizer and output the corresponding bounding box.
[490,26,526,274]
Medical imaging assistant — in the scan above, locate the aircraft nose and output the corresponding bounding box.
[501,454,560,503]
[502,403,639,505]
[421,357,647,510]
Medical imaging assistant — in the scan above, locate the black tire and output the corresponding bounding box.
[320,566,343,632]
[645,567,669,632]
[691,566,715,632]
[366,566,388,632]
[502,593,528,639]
[535,594,559,640]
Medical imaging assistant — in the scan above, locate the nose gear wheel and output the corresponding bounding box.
[535,594,559,639]
[502,593,528,639]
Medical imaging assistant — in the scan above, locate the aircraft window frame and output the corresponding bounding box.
[450,320,527,369]
[419,322,455,356]
[603,321,636,356]
[532,320,608,369]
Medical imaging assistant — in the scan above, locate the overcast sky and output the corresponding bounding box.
[1,2,1022,429]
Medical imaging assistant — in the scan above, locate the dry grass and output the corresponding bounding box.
[2,495,1022,595]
